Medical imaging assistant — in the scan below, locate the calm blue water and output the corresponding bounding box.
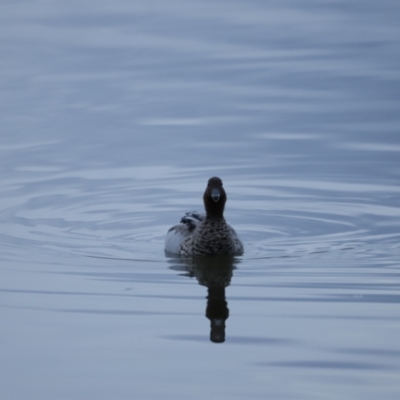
[1,1,400,399]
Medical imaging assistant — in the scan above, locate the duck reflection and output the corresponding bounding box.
[169,255,236,343]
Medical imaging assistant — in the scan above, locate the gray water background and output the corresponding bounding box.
[1,1,400,399]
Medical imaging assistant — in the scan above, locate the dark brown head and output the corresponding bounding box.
[203,177,227,218]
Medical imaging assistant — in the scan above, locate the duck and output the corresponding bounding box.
[165,177,244,256]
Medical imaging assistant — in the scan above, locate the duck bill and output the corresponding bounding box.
[211,188,221,202]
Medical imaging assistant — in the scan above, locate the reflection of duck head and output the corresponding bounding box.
[192,255,234,343]
[169,254,235,343]
[206,286,229,343]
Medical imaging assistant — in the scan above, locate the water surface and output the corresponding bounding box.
[1,1,400,399]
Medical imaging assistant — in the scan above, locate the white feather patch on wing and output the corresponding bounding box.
[164,211,204,254]
[165,224,189,254]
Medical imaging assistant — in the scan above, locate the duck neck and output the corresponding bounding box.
[204,203,225,219]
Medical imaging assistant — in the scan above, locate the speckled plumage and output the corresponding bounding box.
[179,217,243,256]
[165,177,244,257]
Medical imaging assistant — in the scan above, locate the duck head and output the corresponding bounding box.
[203,177,227,218]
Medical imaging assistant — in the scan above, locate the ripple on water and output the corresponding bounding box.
[1,156,400,264]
